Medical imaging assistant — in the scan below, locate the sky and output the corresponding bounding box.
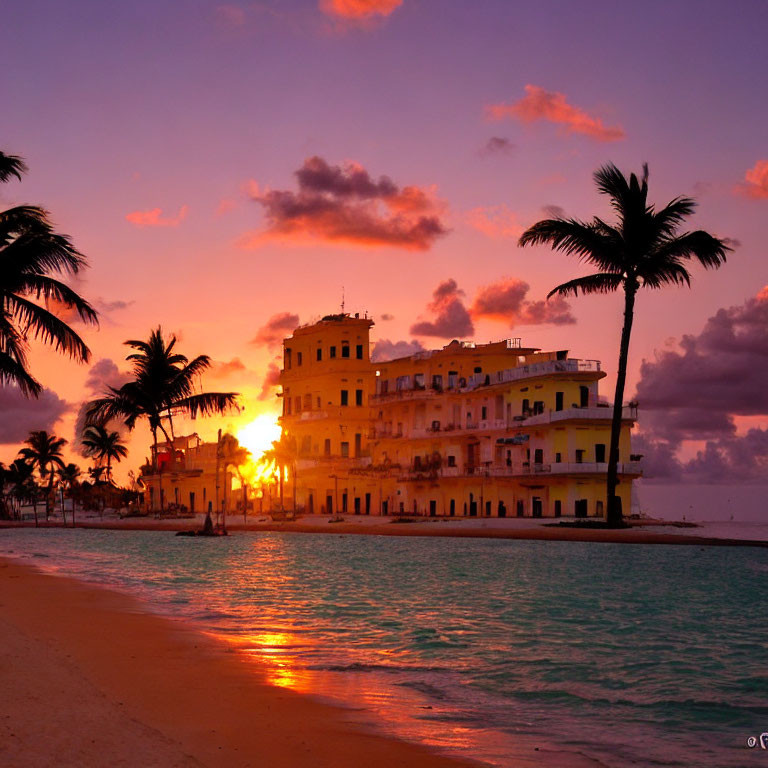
[2,0,768,484]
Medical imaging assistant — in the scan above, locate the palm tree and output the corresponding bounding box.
[519,163,730,526]
[86,327,239,511]
[81,424,127,484]
[0,150,98,396]
[6,458,36,522]
[19,431,67,523]
[57,462,81,526]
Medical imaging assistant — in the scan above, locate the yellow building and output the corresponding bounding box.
[141,434,233,514]
[279,315,641,519]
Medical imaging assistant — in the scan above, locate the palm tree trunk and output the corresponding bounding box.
[606,282,637,526]
[46,470,54,522]
[151,427,164,513]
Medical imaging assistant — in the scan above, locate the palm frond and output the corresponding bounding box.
[6,294,91,362]
[547,272,624,299]
[518,218,623,272]
[650,230,731,270]
[18,274,99,325]
[0,152,27,183]
[2,230,87,275]
[174,392,240,419]
[0,352,42,397]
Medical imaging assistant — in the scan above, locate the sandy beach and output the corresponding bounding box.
[0,557,611,768]
[0,557,483,768]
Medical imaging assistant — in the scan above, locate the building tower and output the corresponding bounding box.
[279,312,376,514]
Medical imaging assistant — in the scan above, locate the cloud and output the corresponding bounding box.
[216,198,237,215]
[634,288,768,482]
[410,279,474,338]
[73,359,132,451]
[125,205,189,228]
[258,362,281,400]
[209,358,248,380]
[241,156,448,251]
[319,0,402,20]
[487,85,625,142]
[0,386,69,444]
[479,137,515,156]
[380,313,394,321]
[467,205,524,240]
[251,312,300,348]
[471,277,576,327]
[737,159,768,199]
[371,338,425,362]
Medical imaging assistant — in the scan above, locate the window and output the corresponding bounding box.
[534,448,544,464]
[330,345,337,358]
[555,391,564,411]
[555,452,562,463]
[414,373,425,389]
[595,444,606,463]
[447,455,456,467]
[356,344,363,359]
[522,398,530,415]
[355,389,363,406]
[303,394,311,410]
[341,441,349,457]
[316,348,322,362]
[481,406,487,420]
[554,500,562,517]
[297,352,302,366]
[294,396,301,413]
[284,348,292,369]
[474,366,482,374]
[324,439,331,457]
[340,389,349,406]
[432,375,443,390]
[342,343,350,358]
[285,398,292,415]
[575,449,585,463]
[354,433,362,457]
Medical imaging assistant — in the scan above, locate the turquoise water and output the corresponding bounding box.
[2,529,767,767]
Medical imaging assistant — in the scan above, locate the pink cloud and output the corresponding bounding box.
[125,205,189,228]
[251,312,300,348]
[737,160,768,199]
[467,205,524,239]
[241,156,447,251]
[216,198,237,215]
[319,0,402,20]
[487,85,625,142]
[258,362,281,400]
[471,277,576,327]
[410,279,474,338]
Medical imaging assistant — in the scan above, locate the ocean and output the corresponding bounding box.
[2,528,766,767]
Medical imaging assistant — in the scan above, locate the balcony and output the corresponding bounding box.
[523,404,638,426]
[398,460,642,481]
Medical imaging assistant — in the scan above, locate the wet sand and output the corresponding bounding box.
[0,558,481,768]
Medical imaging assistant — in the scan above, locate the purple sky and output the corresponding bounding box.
[2,0,767,483]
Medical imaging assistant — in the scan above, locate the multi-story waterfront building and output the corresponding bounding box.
[279,313,641,519]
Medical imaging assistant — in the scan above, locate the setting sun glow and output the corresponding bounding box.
[237,413,282,465]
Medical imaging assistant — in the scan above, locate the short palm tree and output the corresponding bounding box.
[56,462,81,525]
[86,327,238,511]
[81,424,127,484]
[519,163,730,526]
[0,150,98,396]
[19,430,67,523]
[7,458,37,523]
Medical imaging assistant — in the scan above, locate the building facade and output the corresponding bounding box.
[279,314,641,519]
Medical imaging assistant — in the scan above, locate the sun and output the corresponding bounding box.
[237,412,282,464]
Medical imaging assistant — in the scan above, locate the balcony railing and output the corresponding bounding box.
[523,405,638,426]
[398,460,642,481]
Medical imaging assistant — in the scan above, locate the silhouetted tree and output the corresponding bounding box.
[0,150,97,396]
[519,163,730,526]
[19,431,66,523]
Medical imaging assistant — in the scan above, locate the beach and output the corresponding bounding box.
[0,557,487,768]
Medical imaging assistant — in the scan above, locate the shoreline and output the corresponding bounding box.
[0,556,610,768]
[2,514,767,548]
[0,557,484,768]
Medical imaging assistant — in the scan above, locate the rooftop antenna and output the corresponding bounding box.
[341,286,345,314]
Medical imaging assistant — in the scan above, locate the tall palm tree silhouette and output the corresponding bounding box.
[519,163,730,526]
[0,150,97,396]
[19,430,67,523]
